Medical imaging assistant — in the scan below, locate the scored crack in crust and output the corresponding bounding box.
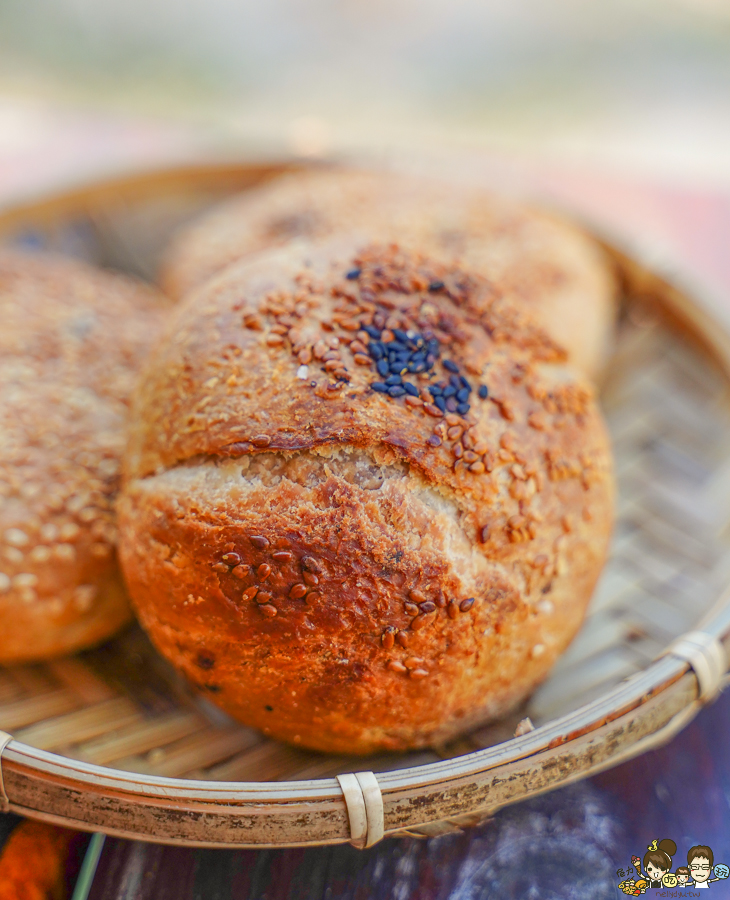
[120,236,614,753]
[0,251,169,663]
[160,168,618,380]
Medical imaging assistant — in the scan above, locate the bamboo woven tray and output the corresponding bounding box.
[0,162,729,848]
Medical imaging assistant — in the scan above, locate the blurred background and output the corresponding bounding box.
[1,0,730,191]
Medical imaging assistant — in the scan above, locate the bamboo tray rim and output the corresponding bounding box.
[0,650,704,797]
[1,160,729,846]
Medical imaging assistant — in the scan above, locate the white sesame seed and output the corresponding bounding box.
[39,523,59,542]
[4,528,29,547]
[531,643,546,658]
[297,365,309,379]
[73,585,97,611]
[29,546,51,563]
[0,573,10,593]
[3,547,23,564]
[59,522,81,542]
[13,573,38,589]
[54,544,76,562]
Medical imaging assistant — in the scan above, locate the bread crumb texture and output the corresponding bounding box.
[121,238,614,753]
[0,251,168,662]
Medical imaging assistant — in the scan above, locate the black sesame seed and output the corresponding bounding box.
[389,386,406,397]
[390,362,405,375]
[457,402,470,415]
[393,329,409,343]
[265,705,274,712]
[443,360,459,373]
[364,325,382,339]
[428,385,443,397]
[449,375,462,389]
[345,268,361,280]
[460,376,471,392]
[443,385,457,399]
[377,359,389,377]
[371,382,388,393]
[385,374,403,386]
[425,354,437,368]
[413,361,427,373]
[404,382,419,396]
[457,388,470,402]
[369,342,384,360]
[478,384,489,399]
[429,280,445,292]
[434,396,447,413]
[427,339,440,353]
[411,350,426,362]
[446,397,458,412]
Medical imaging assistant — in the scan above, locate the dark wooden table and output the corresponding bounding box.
[73,688,728,899]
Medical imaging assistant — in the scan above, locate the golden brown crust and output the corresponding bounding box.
[160,168,617,379]
[121,238,614,753]
[0,251,169,663]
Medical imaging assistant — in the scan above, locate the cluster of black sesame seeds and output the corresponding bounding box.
[342,269,488,417]
[368,327,442,395]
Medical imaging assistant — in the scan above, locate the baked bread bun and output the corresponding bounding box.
[160,169,617,380]
[0,251,168,663]
[121,237,613,754]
